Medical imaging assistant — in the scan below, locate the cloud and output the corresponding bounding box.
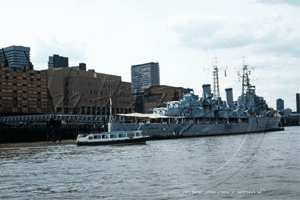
[256,0,300,6]
[31,37,87,70]
[160,11,300,110]
[161,13,300,57]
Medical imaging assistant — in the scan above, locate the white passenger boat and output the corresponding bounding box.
[76,131,149,146]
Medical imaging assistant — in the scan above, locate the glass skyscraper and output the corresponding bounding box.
[131,62,160,94]
[276,98,284,111]
[0,46,30,68]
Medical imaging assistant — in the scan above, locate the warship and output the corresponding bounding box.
[108,60,283,138]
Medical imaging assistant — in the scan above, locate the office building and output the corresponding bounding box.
[46,67,132,115]
[131,62,160,94]
[0,62,48,116]
[276,98,284,111]
[133,85,183,113]
[48,54,68,69]
[297,93,300,113]
[71,63,86,71]
[0,46,30,68]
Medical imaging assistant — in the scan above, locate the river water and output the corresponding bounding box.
[1,126,299,199]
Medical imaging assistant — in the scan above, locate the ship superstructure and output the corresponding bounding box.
[109,59,283,138]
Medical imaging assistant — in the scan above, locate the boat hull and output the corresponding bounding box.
[109,117,283,139]
[77,137,149,146]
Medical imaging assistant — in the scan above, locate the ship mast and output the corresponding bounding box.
[213,57,220,100]
[241,56,250,108]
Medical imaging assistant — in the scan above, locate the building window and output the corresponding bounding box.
[56,107,62,113]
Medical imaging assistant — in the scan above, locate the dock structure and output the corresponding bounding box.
[0,114,109,123]
[0,114,121,143]
[281,114,300,126]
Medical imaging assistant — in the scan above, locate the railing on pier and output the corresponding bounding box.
[0,114,120,123]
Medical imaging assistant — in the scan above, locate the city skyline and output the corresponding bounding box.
[1,0,299,110]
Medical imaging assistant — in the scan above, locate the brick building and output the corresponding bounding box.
[0,62,48,117]
[133,85,184,113]
[46,67,132,115]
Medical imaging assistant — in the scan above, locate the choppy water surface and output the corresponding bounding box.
[1,127,299,199]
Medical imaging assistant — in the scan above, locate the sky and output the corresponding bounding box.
[1,0,299,111]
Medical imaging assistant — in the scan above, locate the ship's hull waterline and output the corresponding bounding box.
[108,117,283,139]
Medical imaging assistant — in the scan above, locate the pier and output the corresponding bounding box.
[281,114,300,126]
[0,114,121,143]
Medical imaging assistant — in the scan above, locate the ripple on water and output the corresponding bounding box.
[0,127,299,199]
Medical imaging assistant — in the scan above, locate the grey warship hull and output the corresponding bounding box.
[108,117,282,139]
[111,59,284,138]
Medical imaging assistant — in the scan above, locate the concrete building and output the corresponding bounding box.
[71,63,86,71]
[48,54,69,69]
[133,85,183,113]
[283,108,292,116]
[0,62,48,117]
[131,62,160,94]
[45,67,132,115]
[276,98,284,111]
[0,46,30,68]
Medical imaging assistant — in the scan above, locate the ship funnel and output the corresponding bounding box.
[225,88,234,107]
[202,84,212,99]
